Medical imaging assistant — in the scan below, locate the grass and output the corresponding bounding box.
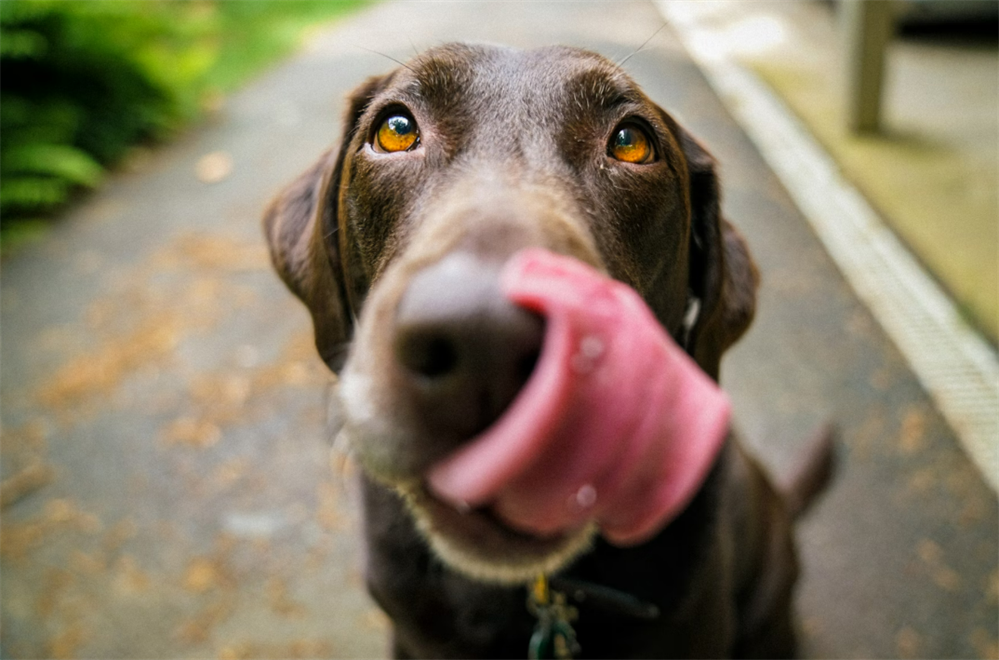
[197,1,370,95]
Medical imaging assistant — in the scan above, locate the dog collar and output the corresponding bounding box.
[549,575,661,621]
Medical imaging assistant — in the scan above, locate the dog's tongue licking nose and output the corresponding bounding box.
[427,248,730,546]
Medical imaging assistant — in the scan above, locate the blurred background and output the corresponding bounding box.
[1,1,996,658]
[1,0,367,249]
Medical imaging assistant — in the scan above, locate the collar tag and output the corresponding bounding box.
[527,574,580,659]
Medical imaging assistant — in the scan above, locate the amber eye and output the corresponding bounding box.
[609,124,653,164]
[375,113,419,153]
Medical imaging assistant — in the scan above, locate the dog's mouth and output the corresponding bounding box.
[394,480,597,584]
[343,248,730,582]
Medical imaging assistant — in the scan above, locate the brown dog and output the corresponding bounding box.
[264,43,831,658]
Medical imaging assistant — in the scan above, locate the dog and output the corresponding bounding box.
[264,43,833,658]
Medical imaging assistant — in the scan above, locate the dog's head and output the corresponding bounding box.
[264,43,757,583]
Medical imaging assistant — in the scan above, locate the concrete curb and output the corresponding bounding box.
[657,0,998,492]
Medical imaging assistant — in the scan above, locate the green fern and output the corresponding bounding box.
[0,177,71,214]
[0,0,181,223]
[0,27,47,58]
[3,145,103,187]
[1,0,369,234]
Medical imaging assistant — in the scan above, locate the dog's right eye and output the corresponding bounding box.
[374,114,419,153]
[609,123,654,164]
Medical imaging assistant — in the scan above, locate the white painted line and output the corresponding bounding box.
[658,1,998,491]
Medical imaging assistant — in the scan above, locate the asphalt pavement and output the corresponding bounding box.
[1,2,996,658]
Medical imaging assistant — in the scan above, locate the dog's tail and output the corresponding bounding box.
[777,423,837,519]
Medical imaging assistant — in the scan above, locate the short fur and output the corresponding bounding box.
[264,43,831,658]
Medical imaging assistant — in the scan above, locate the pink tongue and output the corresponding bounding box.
[426,249,730,546]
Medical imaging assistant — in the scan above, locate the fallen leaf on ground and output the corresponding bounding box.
[182,557,224,594]
[195,151,233,184]
[1,462,55,508]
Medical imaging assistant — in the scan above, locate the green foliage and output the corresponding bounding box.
[1,1,186,219]
[1,0,367,232]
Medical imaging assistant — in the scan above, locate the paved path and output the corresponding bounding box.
[2,2,996,658]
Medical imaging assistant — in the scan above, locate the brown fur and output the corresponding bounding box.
[264,43,830,658]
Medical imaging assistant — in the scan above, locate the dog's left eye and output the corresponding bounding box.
[375,113,420,153]
[609,123,654,164]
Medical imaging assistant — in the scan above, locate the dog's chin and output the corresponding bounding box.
[339,389,597,584]
[392,482,597,585]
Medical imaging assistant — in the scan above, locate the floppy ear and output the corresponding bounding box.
[679,128,759,381]
[263,74,390,372]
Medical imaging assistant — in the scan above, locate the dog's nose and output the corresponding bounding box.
[394,253,544,440]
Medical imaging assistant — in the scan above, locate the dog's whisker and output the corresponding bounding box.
[352,42,416,73]
[617,21,670,68]
[323,379,344,440]
[329,426,359,488]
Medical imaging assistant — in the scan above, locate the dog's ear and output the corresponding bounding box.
[678,128,759,381]
[263,74,390,372]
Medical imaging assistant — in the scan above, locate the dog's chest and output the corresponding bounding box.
[360,475,735,659]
